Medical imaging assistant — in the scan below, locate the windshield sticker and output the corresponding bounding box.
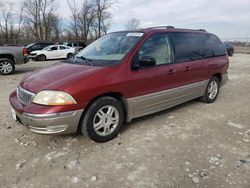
[126,33,144,37]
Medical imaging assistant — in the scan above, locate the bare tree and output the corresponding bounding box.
[51,15,63,42]
[67,0,80,40]
[0,1,24,44]
[67,0,114,43]
[125,18,140,30]
[23,0,57,41]
[94,0,113,38]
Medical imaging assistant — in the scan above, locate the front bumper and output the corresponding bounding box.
[10,90,84,135]
[14,109,83,134]
[28,55,37,59]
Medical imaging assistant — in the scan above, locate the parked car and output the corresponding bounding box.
[57,41,86,52]
[29,45,76,61]
[223,41,234,56]
[9,26,229,142]
[0,46,28,75]
[26,42,53,55]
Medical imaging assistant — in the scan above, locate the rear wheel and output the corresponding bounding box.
[37,54,46,61]
[200,77,220,103]
[0,58,15,75]
[81,96,125,142]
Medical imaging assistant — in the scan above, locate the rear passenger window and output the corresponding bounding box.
[138,34,172,65]
[171,32,226,63]
[204,35,226,57]
[170,32,206,63]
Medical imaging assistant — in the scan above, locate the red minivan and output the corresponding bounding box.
[9,26,229,142]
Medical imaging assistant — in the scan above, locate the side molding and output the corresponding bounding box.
[126,80,208,122]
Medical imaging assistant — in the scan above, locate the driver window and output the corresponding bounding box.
[138,34,172,65]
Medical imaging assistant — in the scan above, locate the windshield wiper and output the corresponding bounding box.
[76,56,94,66]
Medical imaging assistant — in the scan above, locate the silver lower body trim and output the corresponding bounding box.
[126,80,209,122]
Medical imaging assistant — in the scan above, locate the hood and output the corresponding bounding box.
[20,61,105,93]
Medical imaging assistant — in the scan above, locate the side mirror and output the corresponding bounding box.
[139,56,156,67]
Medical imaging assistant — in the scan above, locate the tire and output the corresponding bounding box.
[200,77,220,103]
[81,96,125,143]
[228,50,233,57]
[67,53,74,59]
[37,54,46,61]
[0,58,15,75]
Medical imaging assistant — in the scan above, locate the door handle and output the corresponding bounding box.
[185,66,191,71]
[168,67,175,75]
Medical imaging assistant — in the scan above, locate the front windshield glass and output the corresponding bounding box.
[76,32,144,61]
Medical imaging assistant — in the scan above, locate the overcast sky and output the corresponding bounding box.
[10,0,250,39]
[56,0,250,39]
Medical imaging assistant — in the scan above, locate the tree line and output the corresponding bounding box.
[0,0,114,45]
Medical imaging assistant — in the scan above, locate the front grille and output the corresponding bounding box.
[17,86,35,104]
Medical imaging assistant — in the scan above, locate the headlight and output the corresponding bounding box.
[33,90,77,106]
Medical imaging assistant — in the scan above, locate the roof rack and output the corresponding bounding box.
[173,28,207,32]
[146,26,206,32]
[146,26,175,30]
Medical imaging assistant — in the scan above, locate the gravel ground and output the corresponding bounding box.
[0,54,250,188]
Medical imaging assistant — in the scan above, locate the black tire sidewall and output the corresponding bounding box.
[204,77,220,103]
[81,97,125,142]
[228,50,233,56]
[38,55,46,61]
[0,58,15,75]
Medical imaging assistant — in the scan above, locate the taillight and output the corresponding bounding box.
[23,48,28,57]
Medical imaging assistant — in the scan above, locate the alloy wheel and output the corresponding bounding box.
[208,81,218,100]
[93,105,119,136]
[0,61,13,74]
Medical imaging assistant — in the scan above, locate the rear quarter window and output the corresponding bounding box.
[204,35,226,57]
[170,32,226,63]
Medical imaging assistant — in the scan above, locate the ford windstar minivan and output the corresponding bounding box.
[9,26,229,142]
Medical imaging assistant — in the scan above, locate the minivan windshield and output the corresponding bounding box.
[76,32,144,62]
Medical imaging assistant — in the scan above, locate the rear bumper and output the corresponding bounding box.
[221,73,228,87]
[14,109,83,134]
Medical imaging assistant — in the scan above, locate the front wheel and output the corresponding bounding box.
[200,77,220,103]
[37,54,46,61]
[81,96,125,142]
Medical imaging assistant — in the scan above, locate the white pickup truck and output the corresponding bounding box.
[0,45,29,75]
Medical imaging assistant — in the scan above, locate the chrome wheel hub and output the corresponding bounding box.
[0,62,12,74]
[93,105,119,136]
[208,81,218,100]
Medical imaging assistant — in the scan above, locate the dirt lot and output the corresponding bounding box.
[234,46,250,54]
[0,54,250,188]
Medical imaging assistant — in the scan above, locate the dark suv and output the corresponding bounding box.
[223,41,234,56]
[10,26,228,142]
[26,42,53,55]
